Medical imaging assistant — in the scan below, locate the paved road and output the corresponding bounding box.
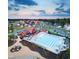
[8,37,45,59]
[9,56,39,59]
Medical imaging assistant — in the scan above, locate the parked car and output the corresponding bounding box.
[10,46,22,52]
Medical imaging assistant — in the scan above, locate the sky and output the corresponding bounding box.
[8,0,70,19]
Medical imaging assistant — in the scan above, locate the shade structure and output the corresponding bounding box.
[23,32,69,54]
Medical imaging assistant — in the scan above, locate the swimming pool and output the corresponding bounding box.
[23,32,68,54]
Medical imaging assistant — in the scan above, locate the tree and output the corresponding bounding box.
[8,24,14,33]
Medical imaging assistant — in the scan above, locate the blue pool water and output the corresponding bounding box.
[24,32,68,54]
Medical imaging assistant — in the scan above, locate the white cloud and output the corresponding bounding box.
[9,9,41,17]
[45,9,56,15]
[8,0,70,18]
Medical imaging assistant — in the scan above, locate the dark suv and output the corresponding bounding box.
[10,46,22,52]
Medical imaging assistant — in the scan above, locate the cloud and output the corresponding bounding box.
[9,9,41,17]
[8,0,38,11]
[8,0,70,18]
[52,12,70,16]
[15,0,37,6]
[8,0,20,10]
[55,0,70,14]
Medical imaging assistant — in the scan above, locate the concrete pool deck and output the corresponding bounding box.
[8,38,45,59]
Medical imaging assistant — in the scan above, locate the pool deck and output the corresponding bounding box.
[8,38,45,59]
